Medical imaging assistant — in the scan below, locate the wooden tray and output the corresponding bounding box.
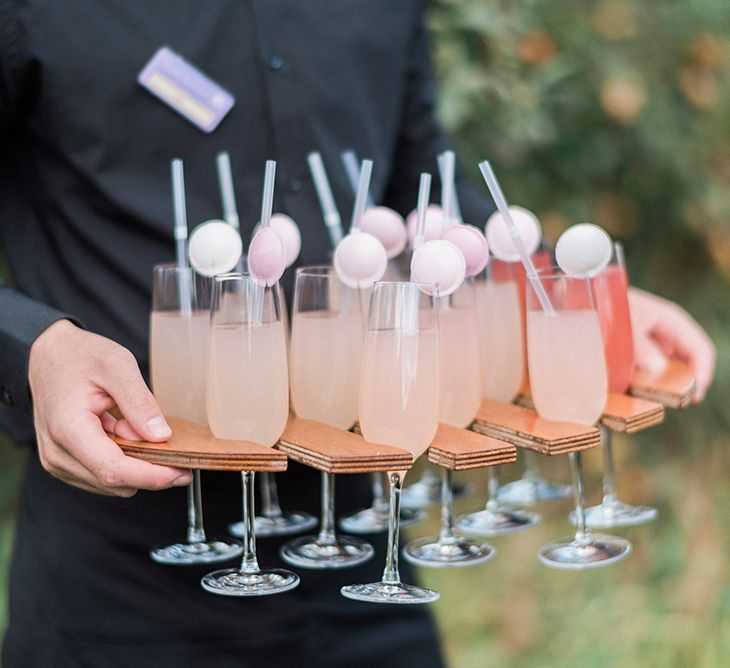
[517,385,665,434]
[278,417,413,474]
[601,393,664,433]
[428,424,516,471]
[111,417,288,471]
[473,400,600,456]
[630,360,695,409]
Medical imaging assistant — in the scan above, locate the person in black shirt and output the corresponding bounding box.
[0,2,715,667]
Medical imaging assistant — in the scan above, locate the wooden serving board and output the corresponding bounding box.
[277,417,413,474]
[111,417,288,472]
[517,385,665,434]
[630,360,696,409]
[473,400,600,456]
[601,393,664,433]
[428,424,516,471]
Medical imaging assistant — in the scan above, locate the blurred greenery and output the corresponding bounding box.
[1,0,729,666]
[424,0,730,666]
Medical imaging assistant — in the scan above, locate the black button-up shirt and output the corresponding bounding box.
[0,0,490,434]
[0,2,489,665]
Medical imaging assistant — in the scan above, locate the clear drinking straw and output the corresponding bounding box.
[478,161,554,315]
[438,152,463,224]
[439,151,456,229]
[412,173,432,252]
[349,159,373,233]
[341,150,375,207]
[307,151,344,248]
[215,152,240,231]
[171,159,192,313]
[252,160,277,325]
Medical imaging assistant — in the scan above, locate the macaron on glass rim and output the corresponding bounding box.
[187,219,244,277]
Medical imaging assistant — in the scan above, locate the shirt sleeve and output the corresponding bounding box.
[0,282,82,414]
[0,4,81,414]
[381,2,495,225]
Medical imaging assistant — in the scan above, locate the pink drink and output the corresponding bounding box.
[290,310,363,430]
[439,303,482,427]
[527,310,608,425]
[149,311,209,425]
[592,265,634,394]
[207,320,289,444]
[359,328,440,458]
[476,278,524,402]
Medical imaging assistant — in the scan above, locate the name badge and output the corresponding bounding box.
[138,46,234,133]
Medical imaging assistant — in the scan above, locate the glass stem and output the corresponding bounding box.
[485,467,500,512]
[570,452,590,545]
[186,470,206,544]
[600,427,619,506]
[438,468,456,545]
[372,472,387,512]
[239,471,260,574]
[524,450,540,481]
[421,463,439,485]
[261,472,283,519]
[317,472,336,545]
[381,472,402,585]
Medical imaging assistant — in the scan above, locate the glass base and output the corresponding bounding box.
[456,506,541,536]
[201,567,300,596]
[229,511,318,539]
[341,580,440,605]
[339,506,426,535]
[498,476,573,505]
[400,477,470,511]
[570,501,658,529]
[403,535,496,568]
[150,538,243,565]
[538,534,632,570]
[279,534,374,570]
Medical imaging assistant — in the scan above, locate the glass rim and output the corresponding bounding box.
[212,271,255,283]
[153,262,195,272]
[532,267,594,281]
[295,264,334,278]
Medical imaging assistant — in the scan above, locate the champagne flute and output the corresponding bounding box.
[456,261,540,536]
[494,251,573,505]
[571,243,657,527]
[280,266,374,568]
[339,472,426,534]
[341,281,440,603]
[528,269,631,568]
[201,273,299,595]
[404,281,495,567]
[148,264,243,565]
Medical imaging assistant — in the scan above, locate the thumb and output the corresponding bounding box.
[103,350,172,442]
[633,331,668,375]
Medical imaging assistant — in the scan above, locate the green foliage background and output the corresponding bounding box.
[1,1,730,666]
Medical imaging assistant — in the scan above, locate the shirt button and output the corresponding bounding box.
[1,386,14,407]
[288,178,303,193]
[266,56,284,71]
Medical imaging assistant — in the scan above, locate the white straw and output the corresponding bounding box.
[437,151,462,224]
[478,161,554,315]
[341,150,375,207]
[215,152,240,231]
[171,159,192,313]
[260,160,276,229]
[307,151,343,249]
[252,160,277,325]
[349,159,373,233]
[412,173,432,251]
[439,151,456,229]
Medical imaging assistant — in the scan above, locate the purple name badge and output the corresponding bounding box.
[138,46,234,133]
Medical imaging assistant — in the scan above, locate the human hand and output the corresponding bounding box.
[628,287,716,403]
[28,319,193,497]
